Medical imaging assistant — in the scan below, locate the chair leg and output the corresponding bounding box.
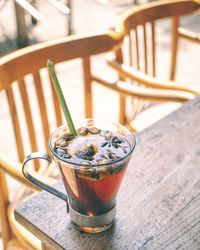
[0,170,12,250]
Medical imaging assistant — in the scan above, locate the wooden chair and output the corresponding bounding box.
[0,31,122,250]
[101,0,200,131]
[0,30,196,250]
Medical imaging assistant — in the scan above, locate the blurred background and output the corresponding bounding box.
[0,0,140,54]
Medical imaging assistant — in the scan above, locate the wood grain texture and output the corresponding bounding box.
[143,24,148,74]
[15,96,200,250]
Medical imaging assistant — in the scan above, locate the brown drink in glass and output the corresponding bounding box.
[49,119,136,233]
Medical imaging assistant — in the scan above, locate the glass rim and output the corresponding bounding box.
[48,119,136,169]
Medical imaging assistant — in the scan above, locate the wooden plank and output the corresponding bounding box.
[170,16,179,81]
[178,27,200,44]
[6,87,24,162]
[143,24,148,74]
[141,194,200,249]
[33,71,50,151]
[18,78,37,152]
[82,57,93,118]
[115,48,126,125]
[18,77,39,170]
[135,27,140,70]
[121,0,200,30]
[150,20,156,76]
[0,32,121,84]
[128,32,133,66]
[14,96,200,249]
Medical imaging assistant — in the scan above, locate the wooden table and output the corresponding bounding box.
[14,96,200,250]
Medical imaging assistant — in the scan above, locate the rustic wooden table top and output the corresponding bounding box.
[15,96,200,250]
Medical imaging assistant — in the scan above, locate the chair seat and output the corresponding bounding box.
[130,102,182,131]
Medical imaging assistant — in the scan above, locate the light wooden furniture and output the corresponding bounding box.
[103,0,200,131]
[14,96,200,249]
[0,31,122,250]
[0,23,197,250]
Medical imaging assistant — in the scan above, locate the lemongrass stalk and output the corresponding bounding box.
[47,60,77,136]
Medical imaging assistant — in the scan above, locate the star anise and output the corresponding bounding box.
[101,136,124,148]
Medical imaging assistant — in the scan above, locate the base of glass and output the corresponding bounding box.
[69,204,116,233]
[73,221,114,233]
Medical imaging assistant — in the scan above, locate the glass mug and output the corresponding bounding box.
[22,119,136,233]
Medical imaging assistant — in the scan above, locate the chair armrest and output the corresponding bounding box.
[93,76,195,102]
[107,59,200,95]
[178,27,200,44]
[8,206,41,250]
[0,153,55,190]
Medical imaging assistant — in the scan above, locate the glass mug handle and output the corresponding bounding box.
[22,152,69,212]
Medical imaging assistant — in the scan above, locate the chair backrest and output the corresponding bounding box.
[117,0,200,80]
[0,32,121,164]
[114,0,200,124]
[0,32,122,249]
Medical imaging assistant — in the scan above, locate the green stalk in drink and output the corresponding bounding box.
[47,60,77,136]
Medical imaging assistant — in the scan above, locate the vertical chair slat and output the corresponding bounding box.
[128,32,133,66]
[82,56,92,118]
[33,71,50,151]
[170,16,179,80]
[135,27,140,70]
[48,74,63,127]
[6,87,24,162]
[0,171,12,249]
[115,48,127,125]
[18,78,39,170]
[143,24,148,74]
[150,21,156,76]
[18,78,37,152]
